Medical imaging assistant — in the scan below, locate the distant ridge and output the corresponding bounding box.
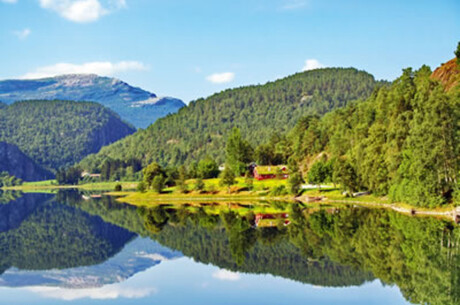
[0,74,185,128]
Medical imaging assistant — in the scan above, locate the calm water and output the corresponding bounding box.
[0,191,458,305]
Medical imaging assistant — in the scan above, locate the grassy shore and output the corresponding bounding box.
[3,177,458,220]
[108,179,458,221]
[1,180,138,192]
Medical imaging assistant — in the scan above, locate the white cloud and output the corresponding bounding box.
[39,0,125,23]
[212,269,241,281]
[281,0,307,10]
[21,60,147,79]
[206,72,235,84]
[302,59,325,71]
[13,28,31,40]
[24,284,156,301]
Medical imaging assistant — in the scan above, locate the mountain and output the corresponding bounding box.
[0,100,136,172]
[0,74,185,128]
[0,142,53,181]
[80,68,380,171]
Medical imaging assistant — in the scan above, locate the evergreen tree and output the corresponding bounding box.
[455,41,460,64]
[220,166,236,193]
[194,177,205,193]
[176,165,188,193]
[225,128,253,176]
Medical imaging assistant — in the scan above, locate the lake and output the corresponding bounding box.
[0,190,458,305]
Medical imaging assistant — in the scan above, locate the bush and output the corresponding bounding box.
[206,184,217,194]
[137,181,147,193]
[194,177,205,193]
[270,185,288,196]
[114,183,122,192]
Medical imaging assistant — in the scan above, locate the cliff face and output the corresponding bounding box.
[88,115,137,153]
[0,100,136,171]
[0,142,54,181]
[431,58,460,91]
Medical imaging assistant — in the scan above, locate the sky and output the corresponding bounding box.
[0,0,459,103]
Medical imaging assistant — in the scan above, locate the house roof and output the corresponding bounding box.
[255,165,288,175]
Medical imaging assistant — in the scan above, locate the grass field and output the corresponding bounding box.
[1,180,138,192]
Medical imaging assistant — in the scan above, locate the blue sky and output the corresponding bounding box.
[0,0,459,103]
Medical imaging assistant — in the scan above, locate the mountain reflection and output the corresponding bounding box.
[0,191,459,305]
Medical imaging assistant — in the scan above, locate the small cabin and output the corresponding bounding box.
[253,165,289,181]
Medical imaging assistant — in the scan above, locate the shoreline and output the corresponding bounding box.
[110,191,460,223]
[3,183,459,222]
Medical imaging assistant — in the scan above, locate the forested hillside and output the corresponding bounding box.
[288,61,459,207]
[80,68,380,171]
[0,100,136,171]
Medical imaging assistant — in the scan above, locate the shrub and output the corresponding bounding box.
[270,185,288,196]
[137,181,147,193]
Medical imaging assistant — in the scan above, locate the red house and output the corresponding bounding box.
[253,165,289,180]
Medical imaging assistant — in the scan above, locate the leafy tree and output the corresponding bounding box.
[164,167,179,187]
[142,162,164,188]
[288,172,303,195]
[333,159,360,195]
[197,157,220,179]
[255,144,274,165]
[308,161,328,189]
[151,175,166,193]
[137,181,147,193]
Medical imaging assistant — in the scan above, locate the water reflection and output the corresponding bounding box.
[0,190,458,304]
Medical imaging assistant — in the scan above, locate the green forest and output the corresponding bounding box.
[286,65,459,207]
[0,100,135,172]
[80,68,380,170]
[78,55,459,207]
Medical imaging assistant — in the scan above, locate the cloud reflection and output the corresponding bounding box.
[24,284,156,300]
